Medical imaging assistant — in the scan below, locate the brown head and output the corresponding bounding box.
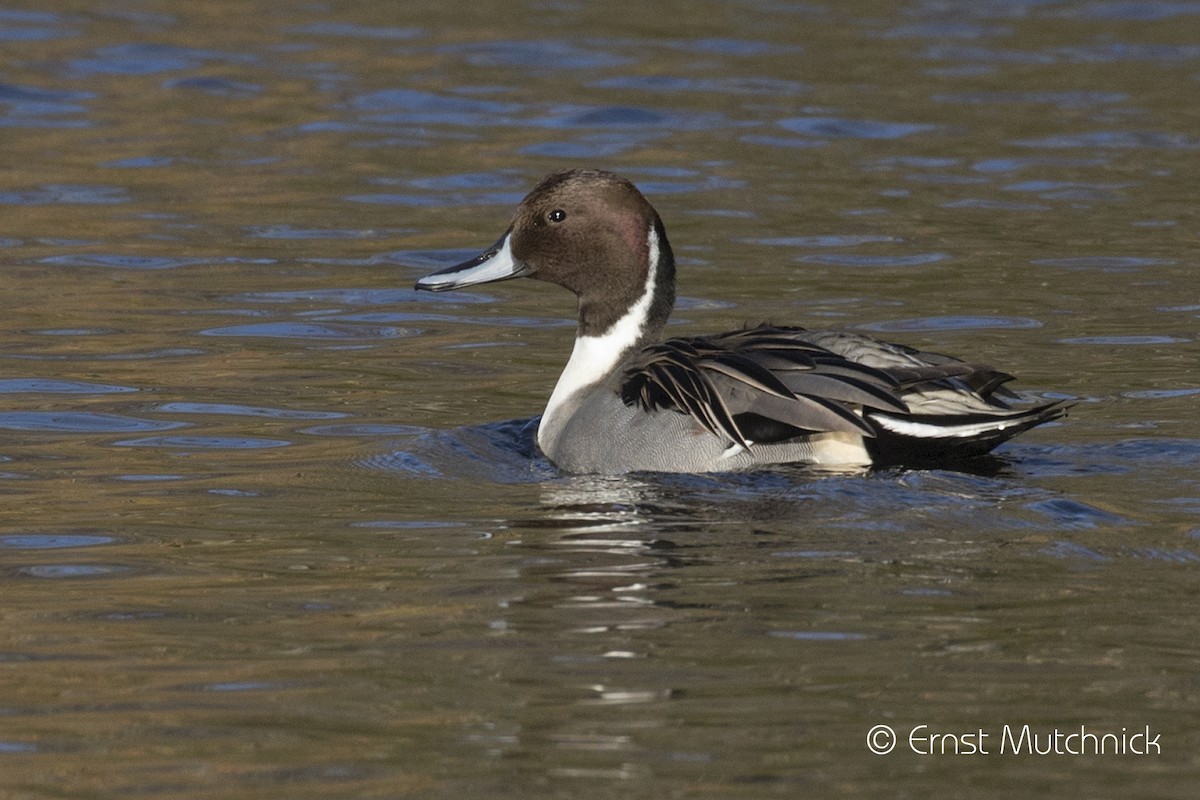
[415,169,676,337]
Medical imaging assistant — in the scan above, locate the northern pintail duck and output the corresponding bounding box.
[414,169,1068,474]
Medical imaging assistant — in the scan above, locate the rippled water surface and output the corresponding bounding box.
[3,1,1199,797]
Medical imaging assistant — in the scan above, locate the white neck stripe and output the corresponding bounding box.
[538,224,661,446]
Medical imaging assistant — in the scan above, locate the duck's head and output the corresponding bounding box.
[415,169,675,337]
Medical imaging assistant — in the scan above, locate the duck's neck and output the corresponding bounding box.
[538,222,675,446]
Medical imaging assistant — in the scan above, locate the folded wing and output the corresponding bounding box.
[620,324,1070,461]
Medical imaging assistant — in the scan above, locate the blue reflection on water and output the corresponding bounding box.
[0,412,184,433]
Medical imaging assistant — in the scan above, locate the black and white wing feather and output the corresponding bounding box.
[620,326,907,448]
[620,324,1070,461]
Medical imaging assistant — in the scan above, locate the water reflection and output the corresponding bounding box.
[3,0,1200,795]
[371,416,1098,536]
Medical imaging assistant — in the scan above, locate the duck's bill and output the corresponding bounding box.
[414,234,530,292]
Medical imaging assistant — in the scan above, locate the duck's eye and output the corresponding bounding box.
[548,209,567,223]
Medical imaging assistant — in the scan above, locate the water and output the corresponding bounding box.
[2,1,1199,797]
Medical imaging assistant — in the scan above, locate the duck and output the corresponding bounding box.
[414,168,1069,474]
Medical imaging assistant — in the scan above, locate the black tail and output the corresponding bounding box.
[865,400,1071,466]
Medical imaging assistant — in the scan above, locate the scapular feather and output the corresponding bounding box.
[621,329,908,448]
[618,323,1067,455]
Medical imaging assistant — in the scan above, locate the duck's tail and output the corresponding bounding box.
[865,399,1071,465]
